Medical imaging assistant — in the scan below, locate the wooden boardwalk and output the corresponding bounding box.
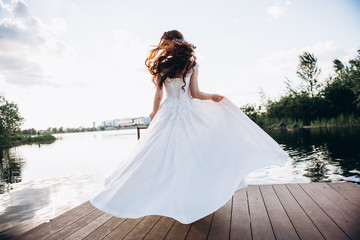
[15,182,360,240]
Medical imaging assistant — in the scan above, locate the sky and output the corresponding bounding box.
[1,0,359,129]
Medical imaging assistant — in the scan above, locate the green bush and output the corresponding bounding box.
[0,133,56,147]
[241,50,360,128]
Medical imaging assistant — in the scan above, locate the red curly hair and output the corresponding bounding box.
[145,30,197,91]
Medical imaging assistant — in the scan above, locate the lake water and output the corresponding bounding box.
[0,127,359,239]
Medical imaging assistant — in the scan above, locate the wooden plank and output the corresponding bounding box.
[207,197,232,240]
[331,182,360,195]
[49,201,91,223]
[259,185,299,240]
[17,183,360,240]
[286,184,349,240]
[144,217,175,240]
[312,182,360,224]
[15,202,96,240]
[272,184,323,240]
[13,223,49,240]
[123,215,161,239]
[64,213,113,239]
[332,182,360,195]
[340,182,360,194]
[46,209,103,240]
[83,217,126,240]
[247,185,275,240]
[164,221,191,240]
[103,217,145,240]
[329,182,360,208]
[14,202,91,240]
[300,183,360,240]
[230,189,251,240]
[185,213,214,240]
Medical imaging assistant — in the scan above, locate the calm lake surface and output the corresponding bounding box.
[0,127,359,239]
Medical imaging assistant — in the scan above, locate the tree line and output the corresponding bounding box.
[0,95,55,147]
[241,49,360,128]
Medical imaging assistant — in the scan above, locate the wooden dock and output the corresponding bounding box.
[15,182,360,240]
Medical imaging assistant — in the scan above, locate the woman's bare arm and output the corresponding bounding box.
[149,76,164,120]
[189,66,224,102]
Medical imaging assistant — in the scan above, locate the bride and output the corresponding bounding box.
[90,30,288,224]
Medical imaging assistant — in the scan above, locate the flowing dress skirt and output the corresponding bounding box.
[90,97,288,224]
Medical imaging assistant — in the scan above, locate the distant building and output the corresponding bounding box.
[133,117,151,125]
[101,120,115,127]
[114,118,134,127]
[101,117,150,128]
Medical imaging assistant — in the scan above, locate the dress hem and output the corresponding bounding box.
[90,155,287,224]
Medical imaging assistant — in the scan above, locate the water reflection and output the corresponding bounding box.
[0,148,24,194]
[0,175,98,240]
[266,127,360,183]
[0,130,138,239]
[0,186,50,239]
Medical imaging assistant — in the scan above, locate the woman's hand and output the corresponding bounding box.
[211,94,224,102]
[149,112,155,121]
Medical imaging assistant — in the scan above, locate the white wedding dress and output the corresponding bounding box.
[90,64,288,224]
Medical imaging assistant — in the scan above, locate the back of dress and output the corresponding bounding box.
[163,69,194,101]
[160,66,196,121]
[164,77,191,99]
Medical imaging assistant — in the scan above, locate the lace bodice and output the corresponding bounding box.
[164,75,192,100]
[160,65,197,121]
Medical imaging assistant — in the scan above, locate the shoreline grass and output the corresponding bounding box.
[251,114,360,130]
[0,133,56,148]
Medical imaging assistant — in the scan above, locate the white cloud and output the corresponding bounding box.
[267,3,285,19]
[49,18,67,34]
[233,17,239,24]
[11,0,29,18]
[0,0,10,11]
[267,1,292,20]
[0,0,73,87]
